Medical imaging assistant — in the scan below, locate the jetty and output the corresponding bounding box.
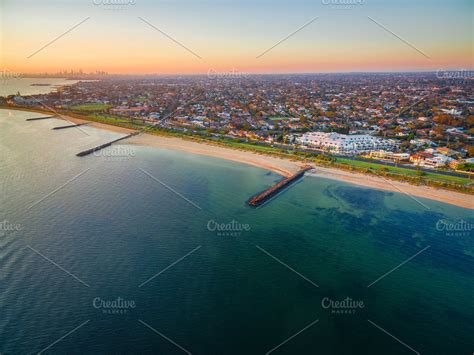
[76,132,139,157]
[53,122,90,130]
[248,166,312,207]
[26,116,56,121]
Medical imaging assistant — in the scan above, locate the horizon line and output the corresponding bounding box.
[16,69,474,77]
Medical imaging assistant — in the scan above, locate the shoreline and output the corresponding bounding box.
[127,134,472,209]
[1,105,136,134]
[125,134,302,177]
[311,167,473,210]
[4,107,473,210]
[57,115,136,135]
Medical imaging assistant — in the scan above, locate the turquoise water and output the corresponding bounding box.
[0,109,473,354]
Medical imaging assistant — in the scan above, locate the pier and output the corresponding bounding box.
[53,122,90,130]
[248,166,312,207]
[76,132,139,157]
[26,116,56,121]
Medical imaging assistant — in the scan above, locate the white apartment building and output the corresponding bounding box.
[369,150,410,161]
[297,132,398,154]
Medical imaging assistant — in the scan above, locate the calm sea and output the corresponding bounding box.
[0,78,82,96]
[0,109,473,354]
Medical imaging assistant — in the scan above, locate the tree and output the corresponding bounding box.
[467,145,474,158]
[467,115,474,128]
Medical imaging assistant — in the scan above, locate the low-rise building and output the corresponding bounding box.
[297,132,398,154]
[410,153,449,168]
[369,150,410,161]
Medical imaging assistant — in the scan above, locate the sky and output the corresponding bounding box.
[1,0,472,74]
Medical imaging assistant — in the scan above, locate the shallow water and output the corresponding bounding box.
[0,109,473,354]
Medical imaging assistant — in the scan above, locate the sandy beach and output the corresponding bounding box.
[311,167,473,210]
[124,134,472,209]
[126,133,303,177]
[8,107,473,209]
[55,115,137,135]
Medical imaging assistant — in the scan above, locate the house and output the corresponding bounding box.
[436,147,461,158]
[410,152,449,168]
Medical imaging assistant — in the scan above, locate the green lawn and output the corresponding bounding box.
[224,141,283,152]
[70,104,111,112]
[81,114,142,130]
[87,114,129,123]
[423,172,472,185]
[336,158,472,185]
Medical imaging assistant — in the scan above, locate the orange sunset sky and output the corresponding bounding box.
[1,0,472,74]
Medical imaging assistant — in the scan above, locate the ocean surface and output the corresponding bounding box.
[0,78,82,96]
[0,109,473,354]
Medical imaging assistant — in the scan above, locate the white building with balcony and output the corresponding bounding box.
[297,132,398,154]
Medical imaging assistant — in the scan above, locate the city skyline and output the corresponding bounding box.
[2,0,472,75]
